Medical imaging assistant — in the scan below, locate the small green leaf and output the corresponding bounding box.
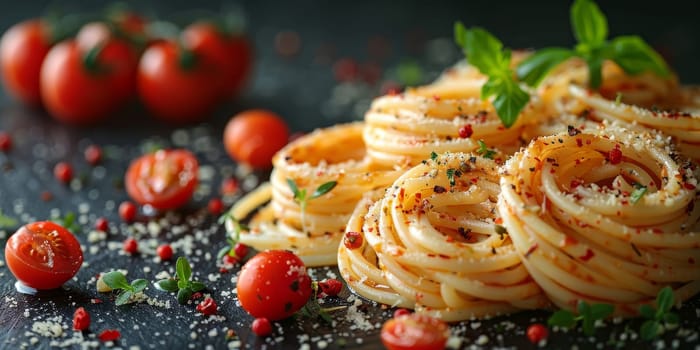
[630,185,647,204]
[570,0,608,46]
[492,79,529,128]
[516,48,575,87]
[610,36,670,77]
[318,309,333,324]
[454,22,468,49]
[461,26,507,76]
[115,291,133,306]
[155,279,179,292]
[178,279,188,290]
[586,56,604,89]
[639,304,655,320]
[548,310,577,329]
[176,257,192,282]
[476,140,496,159]
[656,286,674,315]
[589,303,614,320]
[177,287,192,304]
[287,178,300,198]
[102,271,130,290]
[481,77,502,100]
[430,151,438,161]
[310,181,337,199]
[0,209,18,228]
[217,246,231,260]
[131,279,148,293]
[663,312,679,325]
[446,168,456,187]
[190,281,206,292]
[640,320,661,340]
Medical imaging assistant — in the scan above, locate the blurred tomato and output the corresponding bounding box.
[137,40,220,123]
[182,22,252,100]
[40,28,138,124]
[223,109,289,169]
[0,19,52,106]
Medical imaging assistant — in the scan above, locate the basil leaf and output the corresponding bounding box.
[548,310,576,328]
[286,178,300,198]
[102,271,130,290]
[177,287,192,304]
[586,56,604,89]
[176,257,192,282]
[492,80,529,128]
[310,181,337,199]
[155,279,179,292]
[589,303,614,320]
[462,27,507,76]
[610,36,670,77]
[516,48,575,87]
[656,286,674,314]
[663,312,679,325]
[640,320,661,340]
[570,0,607,46]
[190,281,206,292]
[639,304,655,320]
[131,279,148,294]
[115,291,133,306]
[481,77,502,100]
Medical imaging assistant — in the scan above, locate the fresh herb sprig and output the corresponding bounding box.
[155,257,206,304]
[476,140,496,159]
[102,271,148,306]
[287,179,337,235]
[630,184,647,204]
[217,213,249,260]
[298,281,346,325]
[517,0,669,89]
[454,23,529,128]
[639,286,679,340]
[0,209,18,229]
[52,211,80,233]
[548,300,614,336]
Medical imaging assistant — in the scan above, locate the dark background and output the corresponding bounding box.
[0,1,698,349]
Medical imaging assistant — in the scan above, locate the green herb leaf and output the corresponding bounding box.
[477,140,496,159]
[446,168,456,187]
[115,290,133,306]
[190,281,206,292]
[585,55,605,89]
[663,312,679,325]
[287,178,301,198]
[0,209,18,228]
[131,279,148,294]
[610,36,670,77]
[177,278,188,290]
[310,181,337,199]
[639,304,655,319]
[103,271,131,291]
[177,287,192,305]
[548,310,577,328]
[492,79,530,127]
[517,48,575,87]
[656,286,674,315]
[430,151,438,161]
[570,0,608,46]
[155,279,179,292]
[630,185,647,204]
[589,303,614,320]
[640,319,661,340]
[176,257,192,282]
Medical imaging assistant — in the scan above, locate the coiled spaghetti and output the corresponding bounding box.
[498,123,700,316]
[338,152,547,321]
[227,122,401,266]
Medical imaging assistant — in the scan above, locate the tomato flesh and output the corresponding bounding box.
[237,250,312,321]
[125,149,199,210]
[223,109,289,169]
[380,313,449,350]
[4,221,83,290]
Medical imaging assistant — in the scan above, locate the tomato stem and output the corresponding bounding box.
[82,43,108,74]
[177,42,198,71]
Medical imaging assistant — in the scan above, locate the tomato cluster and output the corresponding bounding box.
[0,9,252,125]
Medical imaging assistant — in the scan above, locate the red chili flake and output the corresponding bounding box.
[579,248,595,261]
[333,58,360,82]
[192,292,204,300]
[95,217,109,232]
[570,179,583,189]
[0,131,11,152]
[123,238,138,254]
[72,307,90,331]
[98,329,121,342]
[432,95,441,101]
[207,198,224,215]
[526,323,549,344]
[222,254,239,265]
[458,124,473,139]
[343,231,363,249]
[84,145,102,165]
[683,183,696,190]
[608,146,622,164]
[220,178,239,196]
[196,297,218,315]
[119,201,137,222]
[156,244,173,260]
[53,162,73,184]
[560,236,578,247]
[524,243,538,258]
[40,191,53,201]
[90,298,102,304]
[251,317,272,336]
[234,243,249,259]
[319,279,343,297]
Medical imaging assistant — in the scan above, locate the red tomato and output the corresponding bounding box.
[137,40,220,123]
[526,323,549,344]
[53,162,73,183]
[0,19,52,106]
[237,250,312,321]
[123,237,138,254]
[124,149,199,210]
[380,313,449,350]
[119,201,137,222]
[182,22,252,100]
[223,110,289,169]
[156,244,173,260]
[40,32,138,124]
[251,317,272,336]
[4,221,83,290]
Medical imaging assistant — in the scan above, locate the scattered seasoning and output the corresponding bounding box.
[639,286,679,340]
[0,131,11,152]
[608,146,622,165]
[430,151,438,161]
[123,238,138,254]
[343,231,363,249]
[318,279,343,297]
[207,198,224,215]
[220,178,239,196]
[252,317,272,336]
[526,323,548,344]
[84,145,102,165]
[446,168,456,187]
[630,242,642,257]
[95,217,109,232]
[118,201,137,222]
[156,244,174,261]
[72,307,90,331]
[98,329,121,342]
[53,162,74,184]
[476,140,496,159]
[458,124,473,138]
[524,243,538,258]
[196,297,218,316]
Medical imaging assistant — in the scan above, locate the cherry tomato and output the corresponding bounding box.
[95,217,109,232]
[0,131,12,152]
[123,238,138,254]
[318,279,342,297]
[4,221,83,290]
[137,40,219,123]
[72,307,90,331]
[0,19,52,106]
[207,197,223,215]
[526,323,549,344]
[119,201,137,222]
[182,22,252,100]
[251,317,272,337]
[124,149,199,210]
[237,250,312,321]
[343,231,363,249]
[223,109,289,169]
[156,244,173,261]
[393,308,411,318]
[84,144,102,165]
[234,243,249,259]
[380,313,449,350]
[40,30,138,124]
[53,162,73,183]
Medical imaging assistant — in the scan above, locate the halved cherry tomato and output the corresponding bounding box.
[223,109,289,169]
[137,40,219,123]
[182,22,252,100]
[125,149,199,210]
[0,19,52,106]
[380,313,450,350]
[40,25,138,124]
[4,221,83,290]
[237,250,312,321]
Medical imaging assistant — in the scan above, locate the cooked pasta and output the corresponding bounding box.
[226,122,401,266]
[498,123,700,316]
[338,152,548,321]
